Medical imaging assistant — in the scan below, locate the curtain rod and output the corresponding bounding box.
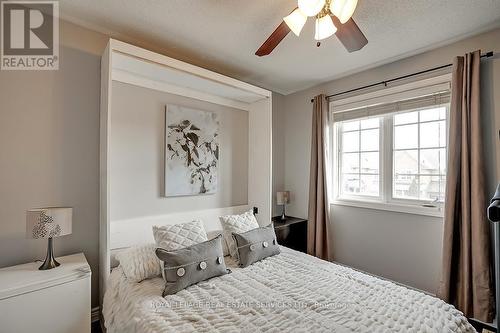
[310,51,495,103]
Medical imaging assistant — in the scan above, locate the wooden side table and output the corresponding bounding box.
[272,216,308,253]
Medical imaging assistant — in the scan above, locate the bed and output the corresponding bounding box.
[103,246,474,333]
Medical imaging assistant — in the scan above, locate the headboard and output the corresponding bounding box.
[108,205,252,267]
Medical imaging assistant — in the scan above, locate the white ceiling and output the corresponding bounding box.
[58,0,500,95]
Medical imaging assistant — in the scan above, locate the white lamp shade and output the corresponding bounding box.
[330,0,358,24]
[26,207,72,239]
[315,15,337,41]
[298,0,326,17]
[276,191,290,205]
[283,8,308,36]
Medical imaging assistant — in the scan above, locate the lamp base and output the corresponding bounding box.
[39,237,60,270]
[281,205,286,220]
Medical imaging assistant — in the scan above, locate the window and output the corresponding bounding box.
[393,108,447,202]
[332,77,450,216]
[339,118,381,197]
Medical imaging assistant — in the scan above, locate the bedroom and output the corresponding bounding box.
[0,0,499,332]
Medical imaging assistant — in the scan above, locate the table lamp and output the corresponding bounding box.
[26,207,72,270]
[276,191,290,220]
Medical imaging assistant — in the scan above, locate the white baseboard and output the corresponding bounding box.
[91,306,100,323]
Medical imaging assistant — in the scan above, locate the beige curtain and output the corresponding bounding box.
[437,50,494,322]
[307,94,331,260]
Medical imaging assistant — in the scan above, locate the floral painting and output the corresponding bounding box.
[165,105,219,196]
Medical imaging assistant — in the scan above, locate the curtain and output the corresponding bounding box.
[437,50,494,322]
[307,94,331,260]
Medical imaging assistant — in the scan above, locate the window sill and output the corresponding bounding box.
[331,198,444,218]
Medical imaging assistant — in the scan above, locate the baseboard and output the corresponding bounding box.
[91,306,100,323]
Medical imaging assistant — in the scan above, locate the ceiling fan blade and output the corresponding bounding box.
[255,21,291,57]
[332,16,368,52]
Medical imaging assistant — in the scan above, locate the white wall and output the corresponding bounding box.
[110,81,249,221]
[277,28,500,294]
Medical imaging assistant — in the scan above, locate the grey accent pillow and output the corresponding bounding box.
[232,224,280,268]
[155,234,229,296]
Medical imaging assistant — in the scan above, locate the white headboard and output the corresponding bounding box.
[99,39,272,304]
[109,205,253,268]
[110,205,251,250]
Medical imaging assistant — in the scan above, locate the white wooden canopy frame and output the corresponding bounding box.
[99,39,272,303]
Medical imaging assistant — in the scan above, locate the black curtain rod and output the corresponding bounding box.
[310,51,495,103]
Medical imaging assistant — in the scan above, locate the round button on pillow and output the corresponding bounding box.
[176,267,185,277]
[263,241,269,248]
[199,261,207,270]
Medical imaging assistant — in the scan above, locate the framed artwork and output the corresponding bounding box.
[164,104,219,196]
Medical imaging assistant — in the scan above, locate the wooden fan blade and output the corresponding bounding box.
[255,21,291,57]
[332,16,368,53]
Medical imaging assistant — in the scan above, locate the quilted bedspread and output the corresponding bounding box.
[103,247,475,333]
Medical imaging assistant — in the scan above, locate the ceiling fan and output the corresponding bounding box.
[255,0,367,56]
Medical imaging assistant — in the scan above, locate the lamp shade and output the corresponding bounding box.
[284,8,308,36]
[26,207,72,239]
[298,0,326,17]
[330,0,358,24]
[276,191,290,205]
[314,15,337,41]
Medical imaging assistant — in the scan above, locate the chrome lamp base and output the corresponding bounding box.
[280,205,287,220]
[39,237,60,270]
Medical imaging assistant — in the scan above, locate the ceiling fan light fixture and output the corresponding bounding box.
[314,15,337,41]
[298,0,326,17]
[284,8,308,36]
[330,0,358,24]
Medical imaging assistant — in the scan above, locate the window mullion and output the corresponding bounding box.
[358,129,361,194]
[417,111,421,200]
[337,124,342,197]
[384,115,393,203]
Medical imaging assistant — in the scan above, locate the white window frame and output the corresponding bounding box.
[331,74,451,218]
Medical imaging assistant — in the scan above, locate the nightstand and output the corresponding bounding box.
[0,253,91,333]
[272,216,308,253]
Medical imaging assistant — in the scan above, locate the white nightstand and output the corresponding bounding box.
[0,253,91,333]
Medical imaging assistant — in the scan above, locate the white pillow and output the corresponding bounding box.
[153,220,208,251]
[207,230,229,256]
[115,243,161,282]
[219,210,259,259]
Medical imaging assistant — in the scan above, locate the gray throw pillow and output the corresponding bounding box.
[155,235,229,296]
[232,224,280,268]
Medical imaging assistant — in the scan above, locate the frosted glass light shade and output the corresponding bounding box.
[284,8,308,36]
[298,0,326,17]
[26,207,72,239]
[330,0,358,24]
[314,15,337,41]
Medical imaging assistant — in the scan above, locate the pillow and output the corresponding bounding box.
[155,235,229,296]
[153,220,208,251]
[219,210,259,259]
[232,224,280,268]
[115,244,162,282]
[207,230,229,256]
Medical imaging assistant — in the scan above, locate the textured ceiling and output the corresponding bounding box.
[58,0,500,94]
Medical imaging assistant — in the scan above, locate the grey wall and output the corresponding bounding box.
[0,21,108,307]
[276,28,500,293]
[110,81,249,221]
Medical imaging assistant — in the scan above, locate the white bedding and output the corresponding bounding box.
[103,247,475,333]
